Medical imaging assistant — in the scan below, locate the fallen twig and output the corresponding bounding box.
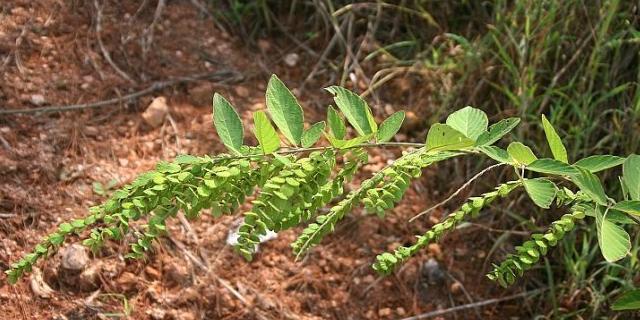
[94,0,135,83]
[168,236,271,320]
[399,288,546,320]
[0,70,243,115]
[0,133,12,151]
[141,0,166,63]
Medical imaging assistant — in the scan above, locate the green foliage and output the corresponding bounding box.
[523,178,557,209]
[374,181,522,274]
[302,122,326,148]
[291,148,460,257]
[488,208,587,287]
[235,150,336,259]
[253,110,280,154]
[573,155,626,173]
[595,206,631,262]
[571,167,609,206]
[213,93,244,154]
[6,75,640,315]
[425,123,474,152]
[445,106,488,141]
[526,159,578,176]
[612,289,640,311]
[325,86,377,136]
[326,106,346,139]
[507,142,538,165]
[266,75,304,146]
[475,118,520,146]
[623,155,640,200]
[611,201,640,216]
[541,115,568,163]
[376,111,405,142]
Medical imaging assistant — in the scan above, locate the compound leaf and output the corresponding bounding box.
[377,111,405,142]
[266,75,304,146]
[213,93,244,154]
[445,106,488,141]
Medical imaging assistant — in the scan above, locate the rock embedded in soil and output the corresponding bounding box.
[422,258,445,286]
[284,53,300,67]
[116,271,140,293]
[234,85,249,97]
[427,243,443,260]
[188,83,216,107]
[162,258,192,286]
[78,262,102,291]
[378,307,392,317]
[145,265,162,280]
[30,267,55,299]
[142,96,169,128]
[30,94,46,106]
[148,308,167,320]
[61,244,89,271]
[450,281,463,295]
[168,310,197,320]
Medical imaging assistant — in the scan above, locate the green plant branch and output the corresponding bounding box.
[373,180,522,274]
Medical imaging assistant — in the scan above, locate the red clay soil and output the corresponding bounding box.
[0,1,536,319]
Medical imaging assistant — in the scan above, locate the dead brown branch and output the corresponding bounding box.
[0,70,243,115]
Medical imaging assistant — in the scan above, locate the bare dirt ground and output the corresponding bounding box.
[0,1,534,319]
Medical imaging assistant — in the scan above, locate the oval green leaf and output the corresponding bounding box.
[425,123,474,152]
[478,146,511,163]
[213,93,244,154]
[475,117,521,146]
[327,105,346,139]
[325,86,376,136]
[523,178,557,209]
[612,200,640,216]
[266,75,304,146]
[302,121,326,148]
[623,154,640,201]
[253,111,280,154]
[541,115,568,163]
[507,142,538,165]
[376,111,405,142]
[526,159,578,176]
[574,155,625,173]
[571,167,609,206]
[595,207,631,262]
[445,106,488,141]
